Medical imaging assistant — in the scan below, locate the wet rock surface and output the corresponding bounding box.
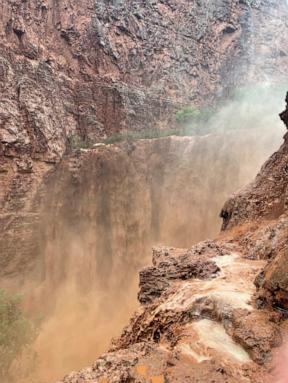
[57,240,279,382]
[257,247,288,311]
[138,242,221,304]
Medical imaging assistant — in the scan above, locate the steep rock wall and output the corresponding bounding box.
[0,0,287,153]
[1,0,288,280]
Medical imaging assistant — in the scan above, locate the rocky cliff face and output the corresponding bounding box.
[221,132,288,228]
[1,0,287,155]
[1,0,288,279]
[57,97,288,383]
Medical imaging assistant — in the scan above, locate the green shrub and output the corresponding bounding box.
[176,105,214,125]
[0,289,38,382]
[176,106,201,124]
[175,106,215,136]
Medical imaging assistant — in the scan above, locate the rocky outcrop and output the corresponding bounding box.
[0,127,279,381]
[257,247,288,311]
[220,136,288,228]
[138,242,221,304]
[221,111,288,230]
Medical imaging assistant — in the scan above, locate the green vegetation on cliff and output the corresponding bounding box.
[176,106,213,125]
[0,289,38,382]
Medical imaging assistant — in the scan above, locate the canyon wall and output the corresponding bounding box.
[1,0,288,280]
[0,0,287,153]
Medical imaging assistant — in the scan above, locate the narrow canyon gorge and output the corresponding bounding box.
[0,1,288,383]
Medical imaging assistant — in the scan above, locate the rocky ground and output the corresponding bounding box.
[57,98,288,383]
